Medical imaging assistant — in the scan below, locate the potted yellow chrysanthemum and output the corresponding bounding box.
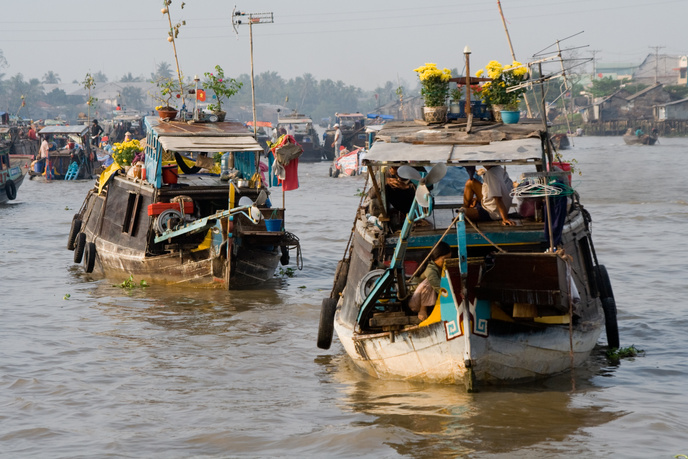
[413,63,452,123]
[475,60,528,123]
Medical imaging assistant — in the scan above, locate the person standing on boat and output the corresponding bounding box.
[409,241,452,321]
[39,135,52,181]
[463,165,515,226]
[90,119,104,148]
[332,124,342,157]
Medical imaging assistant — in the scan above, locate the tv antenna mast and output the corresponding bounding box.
[232,7,274,139]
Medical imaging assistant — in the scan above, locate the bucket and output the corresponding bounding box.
[33,161,42,173]
[265,219,283,232]
[162,164,178,184]
[551,161,572,185]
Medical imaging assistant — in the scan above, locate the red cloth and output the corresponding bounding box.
[196,89,206,102]
[279,157,299,191]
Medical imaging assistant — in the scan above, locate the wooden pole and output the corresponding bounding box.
[496,0,533,118]
[464,47,473,134]
[165,7,185,111]
[249,20,258,140]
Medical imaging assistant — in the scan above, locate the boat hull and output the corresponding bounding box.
[335,312,602,385]
[623,133,657,145]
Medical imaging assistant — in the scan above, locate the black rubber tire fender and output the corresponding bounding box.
[317,297,338,350]
[601,297,620,349]
[67,215,82,250]
[5,179,17,200]
[73,232,86,264]
[83,242,96,273]
[594,265,620,348]
[280,246,290,266]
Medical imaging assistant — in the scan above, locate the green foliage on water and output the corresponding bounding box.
[354,189,366,197]
[63,293,71,300]
[278,267,296,278]
[115,275,149,290]
[606,345,644,364]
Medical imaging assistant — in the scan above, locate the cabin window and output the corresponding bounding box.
[122,191,141,236]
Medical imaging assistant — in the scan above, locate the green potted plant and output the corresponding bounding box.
[449,86,463,114]
[413,63,451,122]
[151,76,179,120]
[475,60,528,123]
[203,65,242,121]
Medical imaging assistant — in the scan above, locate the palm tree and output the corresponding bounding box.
[121,86,145,110]
[94,71,109,83]
[120,73,143,83]
[152,62,173,80]
[42,71,61,84]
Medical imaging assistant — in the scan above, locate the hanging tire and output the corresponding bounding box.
[594,265,620,349]
[332,259,350,298]
[601,297,619,349]
[73,232,86,263]
[67,216,82,250]
[317,298,338,350]
[280,246,290,266]
[83,242,96,273]
[5,179,17,200]
[329,166,333,177]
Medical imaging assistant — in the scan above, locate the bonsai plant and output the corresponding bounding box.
[203,65,242,117]
[151,76,178,112]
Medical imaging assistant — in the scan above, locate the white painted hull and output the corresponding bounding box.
[335,310,603,385]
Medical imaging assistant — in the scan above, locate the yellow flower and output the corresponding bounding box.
[475,69,484,78]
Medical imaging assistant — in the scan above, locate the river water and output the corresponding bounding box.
[1,136,687,458]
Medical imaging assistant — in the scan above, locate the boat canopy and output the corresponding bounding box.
[278,118,312,124]
[0,127,11,134]
[38,126,89,135]
[365,137,543,165]
[157,135,261,153]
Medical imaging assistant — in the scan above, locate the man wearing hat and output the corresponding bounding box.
[331,123,342,157]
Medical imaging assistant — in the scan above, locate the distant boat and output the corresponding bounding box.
[0,140,27,203]
[551,133,570,150]
[276,112,327,162]
[623,129,658,145]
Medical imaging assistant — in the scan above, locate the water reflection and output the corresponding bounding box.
[325,351,623,457]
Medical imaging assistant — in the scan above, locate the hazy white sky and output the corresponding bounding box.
[1,0,686,90]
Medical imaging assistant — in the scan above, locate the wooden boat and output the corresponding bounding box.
[276,112,327,162]
[324,113,367,154]
[68,116,300,288]
[33,126,99,180]
[317,119,618,389]
[0,140,27,203]
[1,125,37,177]
[623,129,658,145]
[551,133,570,150]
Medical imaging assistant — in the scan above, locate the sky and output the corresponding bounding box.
[1,0,687,91]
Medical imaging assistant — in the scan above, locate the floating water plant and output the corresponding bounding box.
[606,345,644,364]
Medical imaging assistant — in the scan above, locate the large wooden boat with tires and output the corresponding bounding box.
[68,116,301,288]
[317,118,619,390]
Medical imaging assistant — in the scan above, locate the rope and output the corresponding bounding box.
[410,210,463,279]
[464,214,507,254]
[282,231,303,270]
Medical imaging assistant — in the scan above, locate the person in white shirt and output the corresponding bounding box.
[463,165,514,226]
[331,124,342,156]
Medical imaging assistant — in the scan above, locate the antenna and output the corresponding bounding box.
[232,7,274,139]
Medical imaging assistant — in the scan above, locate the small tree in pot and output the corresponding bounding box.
[203,65,242,119]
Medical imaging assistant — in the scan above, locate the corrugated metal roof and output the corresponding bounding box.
[38,126,89,135]
[365,137,543,164]
[158,135,261,152]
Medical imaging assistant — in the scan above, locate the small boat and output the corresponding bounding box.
[551,133,570,150]
[329,147,364,178]
[623,128,658,145]
[276,112,327,162]
[68,116,301,288]
[317,119,618,390]
[0,140,27,203]
[33,125,100,180]
[324,113,367,154]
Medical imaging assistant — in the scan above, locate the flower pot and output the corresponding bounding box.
[449,101,462,114]
[158,108,178,121]
[422,106,448,123]
[491,104,505,122]
[213,110,226,122]
[500,110,520,124]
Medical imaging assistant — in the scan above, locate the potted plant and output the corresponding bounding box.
[413,63,452,123]
[151,76,179,120]
[202,65,242,121]
[112,138,143,167]
[475,60,528,123]
[449,87,463,114]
